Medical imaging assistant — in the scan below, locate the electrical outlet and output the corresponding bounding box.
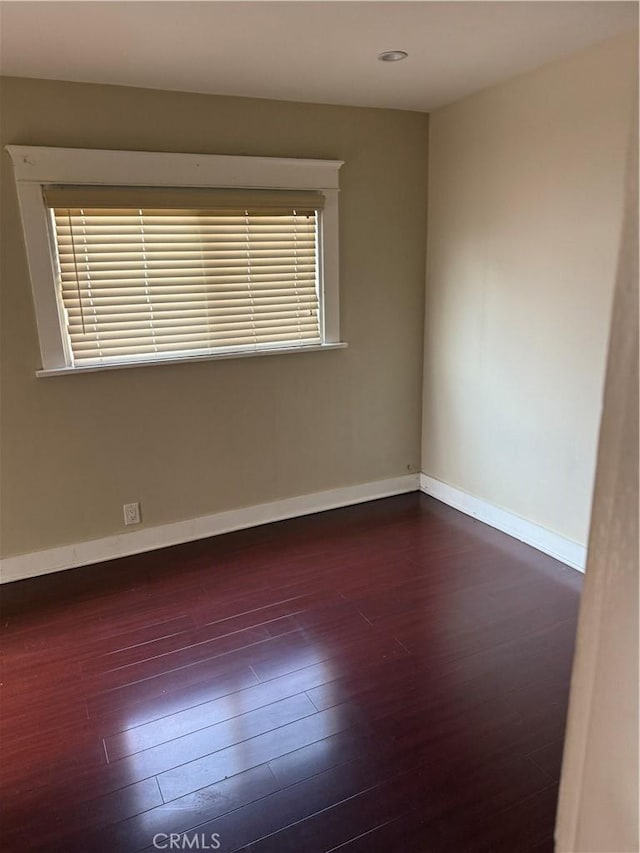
[123,502,141,526]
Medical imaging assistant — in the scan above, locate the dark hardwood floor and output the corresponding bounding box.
[0,493,582,853]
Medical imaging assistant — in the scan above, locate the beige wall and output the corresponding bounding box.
[556,91,638,852]
[0,78,428,558]
[421,32,637,546]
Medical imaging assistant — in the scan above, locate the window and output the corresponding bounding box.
[7,147,345,374]
[47,186,323,366]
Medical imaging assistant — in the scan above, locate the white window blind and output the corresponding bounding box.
[44,186,324,366]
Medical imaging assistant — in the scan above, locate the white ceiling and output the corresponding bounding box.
[0,1,637,113]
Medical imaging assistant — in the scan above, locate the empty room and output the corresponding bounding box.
[0,2,638,851]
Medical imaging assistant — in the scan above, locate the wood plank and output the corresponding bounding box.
[0,493,580,853]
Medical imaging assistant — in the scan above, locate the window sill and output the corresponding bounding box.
[36,341,348,377]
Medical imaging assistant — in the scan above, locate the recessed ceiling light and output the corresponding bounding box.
[378,50,408,62]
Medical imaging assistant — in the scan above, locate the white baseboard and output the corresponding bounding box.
[419,473,586,572]
[0,472,586,583]
[0,474,419,584]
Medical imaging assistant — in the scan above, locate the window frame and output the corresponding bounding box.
[6,145,345,376]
